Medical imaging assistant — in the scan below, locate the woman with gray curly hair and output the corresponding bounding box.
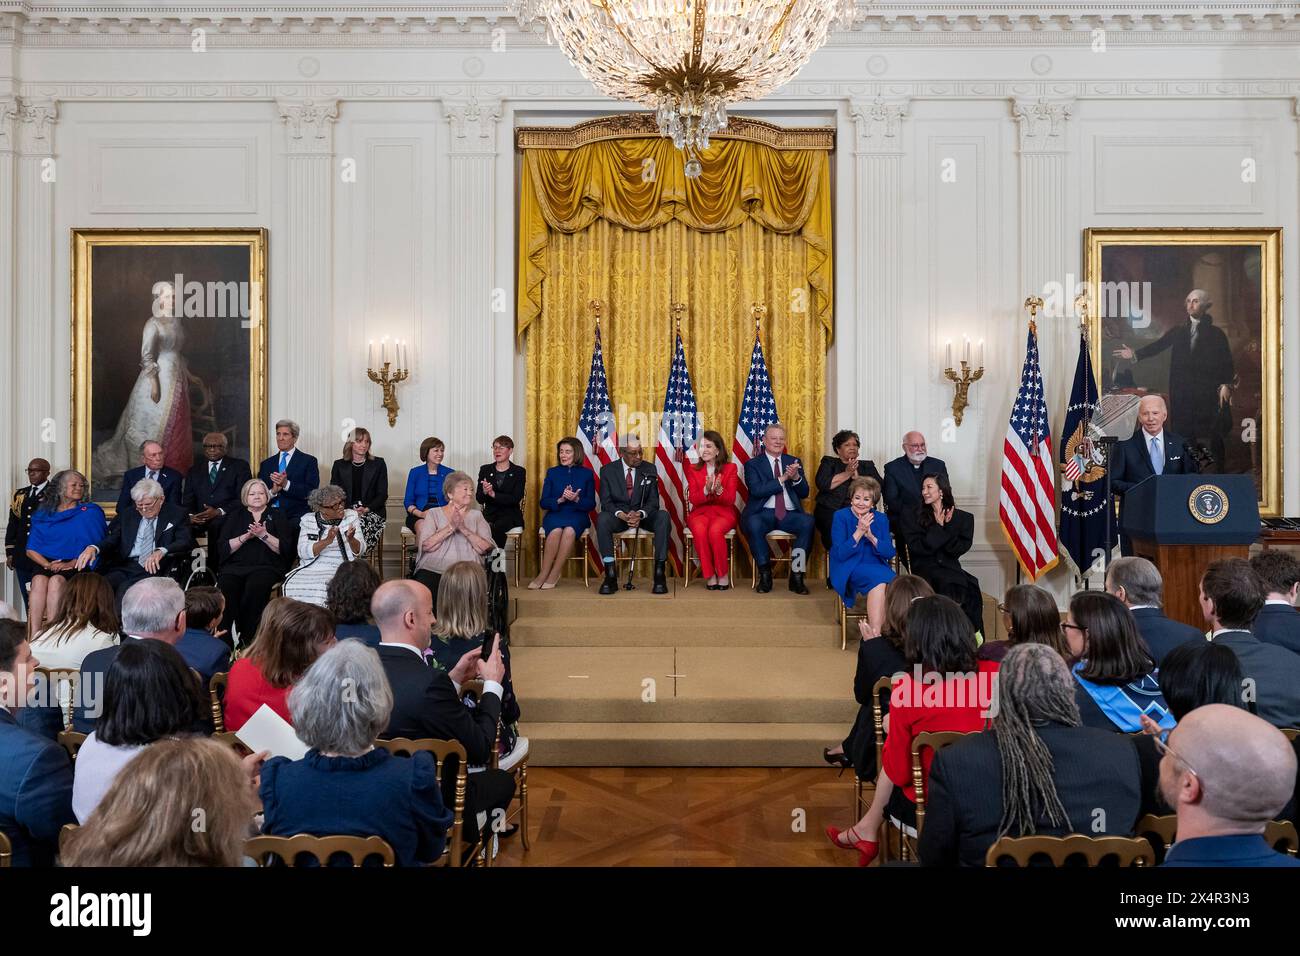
[282,484,365,607]
[258,640,455,866]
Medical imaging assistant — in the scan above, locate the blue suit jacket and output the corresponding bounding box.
[73,635,227,733]
[258,449,320,523]
[0,708,75,866]
[828,508,895,598]
[1252,603,1300,657]
[742,453,810,519]
[1130,606,1204,665]
[1163,834,1300,867]
[116,465,185,514]
[1111,430,1199,496]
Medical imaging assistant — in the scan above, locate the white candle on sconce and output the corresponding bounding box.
[945,339,953,369]
[399,340,407,371]
[977,339,985,369]
[382,337,390,366]
[367,340,376,370]
[962,335,970,364]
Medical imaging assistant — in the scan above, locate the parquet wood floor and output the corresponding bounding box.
[492,766,861,867]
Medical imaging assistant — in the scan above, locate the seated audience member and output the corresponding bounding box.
[114,440,184,515]
[829,477,896,631]
[1249,550,1300,656]
[596,437,672,596]
[412,471,494,609]
[531,437,596,590]
[882,431,948,565]
[898,473,983,636]
[430,561,524,763]
[6,457,51,612]
[404,436,453,533]
[1201,558,1300,728]
[182,431,253,573]
[260,641,454,867]
[824,575,932,777]
[74,578,224,733]
[740,423,815,596]
[1105,556,1203,664]
[980,584,1070,665]
[1133,640,1248,817]
[0,620,75,866]
[217,478,294,647]
[257,419,319,528]
[476,435,527,549]
[329,426,388,555]
[223,598,336,732]
[184,585,233,656]
[826,595,997,866]
[372,580,517,850]
[685,430,739,590]
[22,573,120,740]
[25,470,107,635]
[920,643,1143,866]
[282,484,365,607]
[1062,591,1175,734]
[62,737,259,867]
[814,429,883,553]
[328,560,383,647]
[1159,704,1300,867]
[79,478,194,602]
[72,640,207,822]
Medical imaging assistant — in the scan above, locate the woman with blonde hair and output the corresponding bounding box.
[412,471,493,609]
[62,737,258,867]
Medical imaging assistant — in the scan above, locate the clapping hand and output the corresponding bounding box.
[270,471,287,491]
[857,512,874,535]
[843,457,858,475]
[447,508,465,531]
[481,479,496,498]
[248,520,268,540]
[942,507,954,525]
[782,462,800,483]
[561,484,578,502]
[858,619,880,641]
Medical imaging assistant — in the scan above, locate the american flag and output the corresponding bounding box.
[999,322,1059,580]
[577,322,619,566]
[733,332,780,505]
[654,332,701,575]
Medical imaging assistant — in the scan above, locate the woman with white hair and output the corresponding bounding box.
[282,484,365,607]
[412,470,494,609]
[216,478,294,645]
[258,640,455,866]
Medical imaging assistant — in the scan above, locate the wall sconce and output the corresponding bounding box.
[367,336,410,427]
[944,334,984,426]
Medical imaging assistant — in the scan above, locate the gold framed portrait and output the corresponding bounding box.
[71,228,269,512]
[1084,227,1281,517]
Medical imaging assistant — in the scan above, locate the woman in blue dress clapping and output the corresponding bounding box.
[829,477,896,637]
[529,437,595,590]
[26,470,108,635]
[403,436,453,532]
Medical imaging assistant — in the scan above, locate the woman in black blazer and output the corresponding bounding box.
[329,427,388,555]
[475,435,526,548]
[899,472,984,636]
[814,429,883,552]
[217,478,295,646]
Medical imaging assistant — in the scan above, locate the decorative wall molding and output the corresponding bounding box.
[516,112,835,150]
[0,96,17,151]
[444,95,500,153]
[89,137,259,212]
[850,96,908,153]
[1013,96,1073,153]
[277,96,338,153]
[16,97,57,154]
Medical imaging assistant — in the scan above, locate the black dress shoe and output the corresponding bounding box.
[756,565,773,593]
[599,566,618,595]
[706,583,719,590]
[652,560,668,594]
[789,571,810,595]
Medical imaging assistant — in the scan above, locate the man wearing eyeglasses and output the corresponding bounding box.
[883,432,948,567]
[4,459,50,611]
[182,432,252,574]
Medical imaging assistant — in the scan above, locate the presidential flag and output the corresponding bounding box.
[654,332,700,575]
[1059,330,1110,579]
[576,322,619,565]
[999,322,1059,580]
[733,332,780,505]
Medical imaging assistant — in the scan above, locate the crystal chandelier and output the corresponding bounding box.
[511,1,858,177]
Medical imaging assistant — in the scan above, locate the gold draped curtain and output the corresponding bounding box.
[518,131,833,572]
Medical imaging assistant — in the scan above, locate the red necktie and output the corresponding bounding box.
[626,468,633,497]
[773,458,786,520]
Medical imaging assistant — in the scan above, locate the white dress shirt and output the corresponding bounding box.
[762,453,796,511]
[619,462,648,519]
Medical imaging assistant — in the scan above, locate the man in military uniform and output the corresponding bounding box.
[5,458,51,611]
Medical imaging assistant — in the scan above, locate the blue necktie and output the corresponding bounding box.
[1149,436,1164,475]
[273,451,288,507]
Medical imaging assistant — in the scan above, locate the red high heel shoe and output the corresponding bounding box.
[825,824,880,867]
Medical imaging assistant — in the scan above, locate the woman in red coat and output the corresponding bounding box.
[685,431,739,590]
[224,597,336,732]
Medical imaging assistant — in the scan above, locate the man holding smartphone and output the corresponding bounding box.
[741,422,815,594]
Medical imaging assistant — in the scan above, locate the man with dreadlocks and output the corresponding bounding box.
[918,643,1143,867]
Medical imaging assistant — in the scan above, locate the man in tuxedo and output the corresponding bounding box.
[371,580,516,851]
[183,432,252,574]
[596,437,671,595]
[1199,558,1300,729]
[5,458,50,611]
[115,440,184,515]
[1113,289,1235,469]
[257,419,319,527]
[1110,395,1199,555]
[77,479,194,603]
[1159,705,1300,868]
[0,620,75,867]
[73,578,227,734]
[741,422,814,595]
[1249,551,1300,657]
[883,431,948,567]
[1105,556,1203,664]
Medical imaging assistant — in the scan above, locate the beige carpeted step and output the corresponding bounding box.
[519,721,849,767]
[510,619,843,648]
[513,582,841,623]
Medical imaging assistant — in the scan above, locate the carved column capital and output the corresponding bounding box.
[849,97,909,154]
[16,98,58,155]
[0,96,17,153]
[1012,97,1074,154]
[443,95,502,155]
[277,98,339,154]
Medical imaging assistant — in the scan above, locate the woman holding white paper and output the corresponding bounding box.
[223,597,336,732]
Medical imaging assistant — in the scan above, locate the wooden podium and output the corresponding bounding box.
[1120,475,1259,630]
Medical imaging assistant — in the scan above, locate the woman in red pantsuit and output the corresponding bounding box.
[686,431,739,590]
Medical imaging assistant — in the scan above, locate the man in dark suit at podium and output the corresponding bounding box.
[596,437,670,595]
[741,423,814,595]
[883,431,947,567]
[1105,556,1203,664]
[115,440,184,515]
[1110,395,1199,555]
[183,432,252,574]
[1249,551,1300,657]
[257,419,319,528]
